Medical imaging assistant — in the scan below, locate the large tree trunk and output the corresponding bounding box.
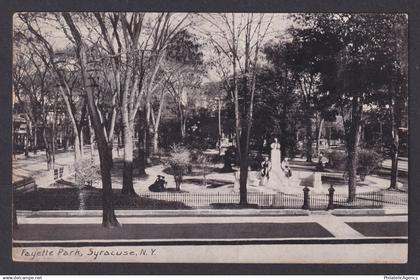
[52,104,58,168]
[52,121,56,169]
[121,55,136,195]
[239,134,249,206]
[179,103,186,141]
[121,81,136,195]
[305,114,313,162]
[145,102,153,160]
[62,13,119,227]
[88,115,95,162]
[74,133,83,162]
[108,142,114,168]
[139,128,148,175]
[146,126,152,162]
[32,125,37,155]
[121,122,136,195]
[24,117,31,157]
[150,92,165,154]
[317,118,324,156]
[98,140,119,227]
[181,119,186,141]
[63,125,69,151]
[389,97,400,189]
[390,148,399,189]
[42,126,52,170]
[346,100,363,202]
[152,129,159,154]
[137,110,147,176]
[280,105,287,160]
[347,143,358,202]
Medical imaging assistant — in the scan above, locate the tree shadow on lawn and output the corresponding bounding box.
[161,187,189,193]
[162,166,222,177]
[182,178,234,189]
[211,203,259,209]
[289,165,317,172]
[110,159,155,183]
[14,187,191,211]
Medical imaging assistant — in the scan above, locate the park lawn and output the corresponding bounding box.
[14,187,191,211]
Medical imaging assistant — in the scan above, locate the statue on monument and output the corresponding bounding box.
[270,138,281,173]
[264,138,293,188]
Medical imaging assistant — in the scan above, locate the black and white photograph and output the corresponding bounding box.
[11,12,409,263]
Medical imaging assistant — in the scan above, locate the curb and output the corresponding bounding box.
[331,208,407,216]
[17,207,407,218]
[18,209,310,217]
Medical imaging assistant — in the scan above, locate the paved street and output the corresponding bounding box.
[14,214,407,244]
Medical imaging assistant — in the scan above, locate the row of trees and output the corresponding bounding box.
[13,12,208,227]
[287,14,408,200]
[203,13,407,203]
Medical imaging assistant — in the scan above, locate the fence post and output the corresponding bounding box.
[327,184,335,210]
[302,186,310,210]
[272,193,275,208]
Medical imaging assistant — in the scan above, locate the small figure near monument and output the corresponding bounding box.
[316,152,329,171]
[281,157,292,178]
[259,156,272,186]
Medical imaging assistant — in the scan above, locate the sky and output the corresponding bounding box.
[192,13,293,82]
[13,13,294,83]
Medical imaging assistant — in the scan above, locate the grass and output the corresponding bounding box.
[14,187,191,211]
[211,203,260,209]
[182,178,233,188]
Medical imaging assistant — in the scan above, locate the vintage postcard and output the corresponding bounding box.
[12,12,408,263]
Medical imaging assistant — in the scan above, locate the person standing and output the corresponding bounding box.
[281,157,292,178]
[260,156,272,186]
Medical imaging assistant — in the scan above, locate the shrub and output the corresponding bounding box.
[74,159,101,188]
[249,152,264,171]
[196,153,212,187]
[326,150,347,171]
[167,144,191,191]
[221,146,236,172]
[326,148,382,181]
[357,148,382,181]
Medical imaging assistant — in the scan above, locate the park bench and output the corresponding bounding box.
[13,177,37,193]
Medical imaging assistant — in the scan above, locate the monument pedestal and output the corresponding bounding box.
[313,172,323,191]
